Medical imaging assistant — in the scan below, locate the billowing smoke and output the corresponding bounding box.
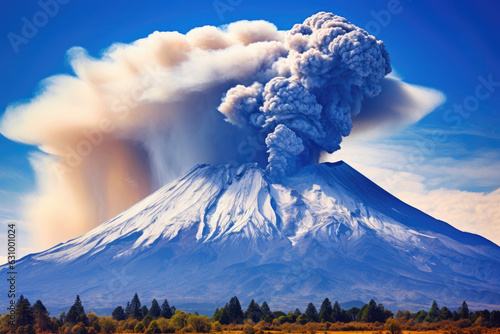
[219,12,391,179]
[0,12,442,250]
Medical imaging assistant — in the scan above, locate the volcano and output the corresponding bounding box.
[3,162,500,314]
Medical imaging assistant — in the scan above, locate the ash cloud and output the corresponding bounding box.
[0,12,443,249]
[219,12,392,179]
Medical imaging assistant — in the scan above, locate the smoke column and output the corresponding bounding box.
[0,12,443,249]
[219,12,391,179]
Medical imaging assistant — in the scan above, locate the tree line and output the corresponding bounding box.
[2,294,500,334]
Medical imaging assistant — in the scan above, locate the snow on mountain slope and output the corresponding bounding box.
[3,161,500,313]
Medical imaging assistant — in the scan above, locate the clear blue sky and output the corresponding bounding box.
[0,0,499,243]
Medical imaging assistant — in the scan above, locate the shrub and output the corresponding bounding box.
[71,322,88,334]
[16,326,35,334]
[142,315,153,329]
[385,319,402,334]
[243,324,255,334]
[212,321,222,332]
[155,317,174,333]
[99,317,118,334]
[187,314,211,333]
[134,322,144,333]
[170,311,188,331]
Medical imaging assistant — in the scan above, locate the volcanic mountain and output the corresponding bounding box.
[3,162,500,314]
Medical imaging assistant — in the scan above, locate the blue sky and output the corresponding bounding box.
[0,0,499,254]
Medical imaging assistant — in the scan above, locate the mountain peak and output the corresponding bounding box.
[3,161,500,313]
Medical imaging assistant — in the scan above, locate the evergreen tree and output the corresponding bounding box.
[149,299,161,318]
[66,295,88,325]
[130,293,142,319]
[226,297,244,324]
[318,298,333,323]
[125,302,132,318]
[33,300,51,332]
[437,307,452,321]
[112,306,126,321]
[348,307,360,322]
[490,310,500,327]
[458,301,469,319]
[212,308,221,322]
[305,302,318,322]
[261,302,271,317]
[32,300,48,315]
[377,303,393,322]
[294,308,302,316]
[425,301,440,322]
[359,300,377,323]
[219,308,231,325]
[141,305,149,318]
[415,310,427,323]
[244,300,262,323]
[59,311,66,323]
[332,301,342,322]
[261,301,272,322]
[16,295,35,327]
[161,299,173,319]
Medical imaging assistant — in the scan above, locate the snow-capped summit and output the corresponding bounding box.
[4,162,500,313]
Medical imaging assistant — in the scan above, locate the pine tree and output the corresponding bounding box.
[226,297,244,324]
[16,295,35,327]
[490,310,500,327]
[261,302,271,317]
[425,301,440,322]
[112,306,126,321]
[66,295,87,325]
[318,298,333,323]
[458,301,469,319]
[245,300,262,323]
[332,301,343,322]
[59,311,66,323]
[376,303,392,322]
[141,305,149,319]
[130,293,142,319]
[219,308,231,325]
[305,302,318,322]
[149,299,161,318]
[125,302,132,319]
[438,307,452,321]
[32,300,48,315]
[359,299,377,323]
[212,308,221,322]
[294,308,302,316]
[33,300,51,332]
[348,307,360,322]
[261,301,272,322]
[161,299,173,319]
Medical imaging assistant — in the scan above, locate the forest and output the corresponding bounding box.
[2,294,500,334]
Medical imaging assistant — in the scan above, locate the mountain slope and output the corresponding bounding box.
[3,161,500,313]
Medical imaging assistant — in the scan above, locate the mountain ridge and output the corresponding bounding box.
[3,161,500,314]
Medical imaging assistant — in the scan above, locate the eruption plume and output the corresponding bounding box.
[0,12,443,249]
[219,12,391,179]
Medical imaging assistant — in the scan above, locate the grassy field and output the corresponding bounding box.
[209,330,500,334]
